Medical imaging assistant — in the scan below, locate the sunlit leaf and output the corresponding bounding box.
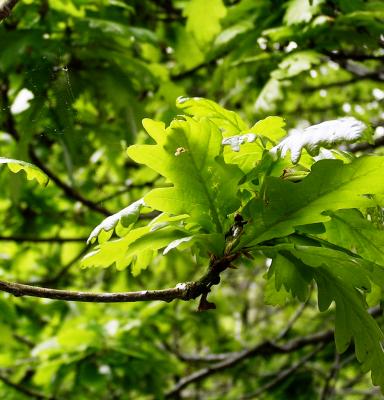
[271,117,367,163]
[87,199,145,244]
[183,0,227,45]
[0,157,49,186]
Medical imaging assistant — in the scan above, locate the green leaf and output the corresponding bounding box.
[272,51,321,80]
[82,226,150,269]
[82,225,188,270]
[241,157,384,247]
[284,0,325,25]
[271,117,367,164]
[174,28,205,69]
[87,18,158,43]
[183,0,227,46]
[132,250,154,276]
[268,252,313,302]
[264,275,293,306]
[250,116,286,143]
[0,157,49,186]
[87,199,145,244]
[264,244,384,389]
[290,246,384,389]
[128,116,243,233]
[324,209,384,266]
[254,78,285,113]
[163,233,225,257]
[223,140,265,174]
[176,97,248,136]
[221,116,287,172]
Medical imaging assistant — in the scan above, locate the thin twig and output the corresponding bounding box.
[165,307,381,398]
[276,299,309,341]
[28,150,112,216]
[0,280,197,303]
[324,51,384,62]
[1,78,112,217]
[350,135,384,152]
[0,371,52,399]
[320,351,340,400]
[240,344,325,399]
[33,245,90,286]
[12,333,34,348]
[165,331,334,398]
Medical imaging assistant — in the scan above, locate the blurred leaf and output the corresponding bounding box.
[184,0,227,46]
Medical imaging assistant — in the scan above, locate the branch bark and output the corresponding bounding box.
[165,306,382,397]
[0,279,197,303]
[165,332,335,398]
[28,150,112,216]
[0,371,52,400]
[0,253,236,304]
[239,344,325,400]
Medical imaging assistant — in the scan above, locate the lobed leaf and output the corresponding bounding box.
[324,209,384,266]
[271,117,367,164]
[82,225,189,270]
[87,199,145,244]
[183,0,227,46]
[265,244,384,390]
[291,246,384,389]
[241,157,384,247]
[128,116,243,233]
[0,157,49,186]
[176,97,248,136]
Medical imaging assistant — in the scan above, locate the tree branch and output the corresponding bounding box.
[28,150,112,216]
[0,0,20,21]
[0,253,237,304]
[275,298,309,341]
[0,279,196,303]
[350,134,384,152]
[165,330,334,398]
[0,371,52,400]
[33,246,90,286]
[239,344,325,399]
[1,78,112,217]
[320,351,340,400]
[165,306,382,397]
[324,51,384,62]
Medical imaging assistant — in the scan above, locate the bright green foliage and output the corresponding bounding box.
[176,96,248,136]
[1,0,384,398]
[82,218,188,270]
[241,157,384,247]
[0,157,49,186]
[87,198,145,244]
[83,97,384,392]
[184,0,227,46]
[284,0,325,25]
[127,115,243,233]
[324,209,384,265]
[265,242,384,388]
[292,246,384,388]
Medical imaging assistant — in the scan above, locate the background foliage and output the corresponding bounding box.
[0,0,384,398]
